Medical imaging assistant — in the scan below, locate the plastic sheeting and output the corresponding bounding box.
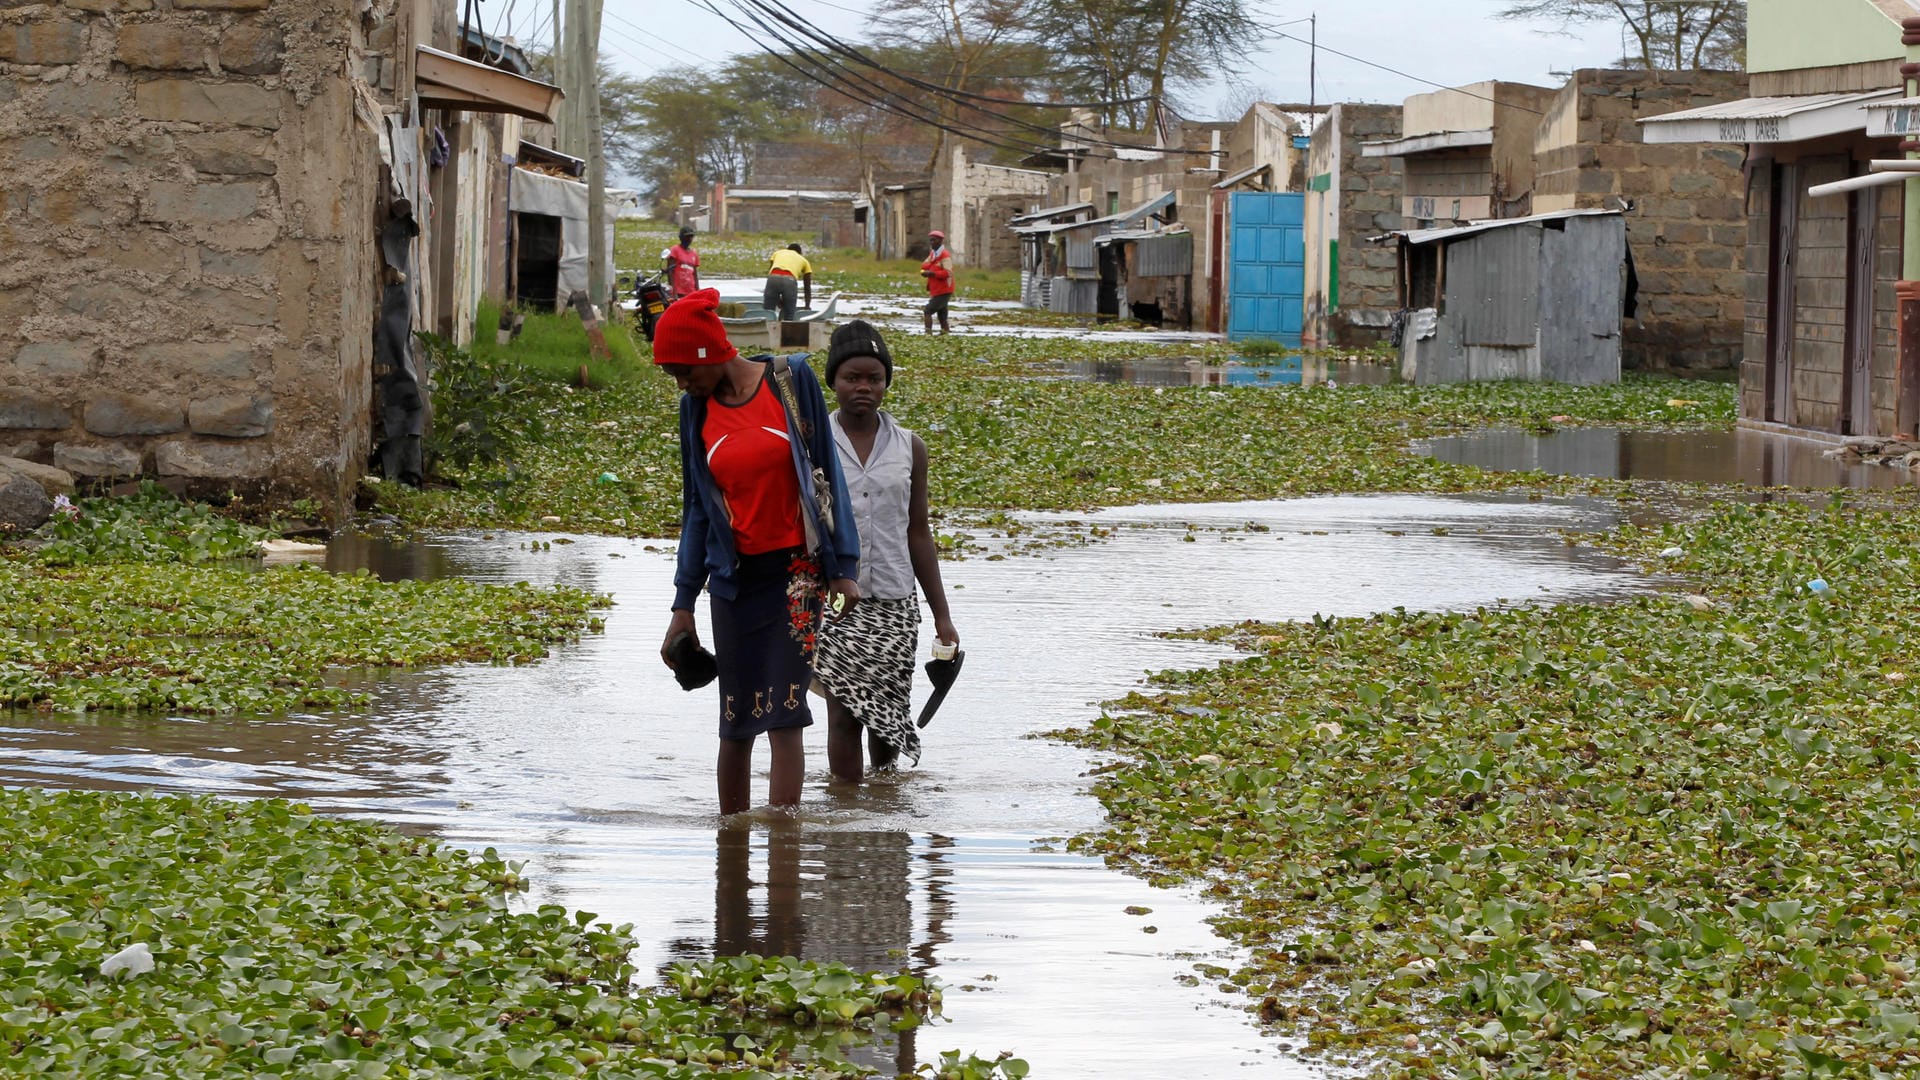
[509,168,638,303]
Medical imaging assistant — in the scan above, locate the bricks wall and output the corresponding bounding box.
[726,197,862,248]
[0,0,389,513]
[1304,104,1402,348]
[1533,69,1748,372]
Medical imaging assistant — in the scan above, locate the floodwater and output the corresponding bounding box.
[1420,426,1920,490]
[1060,354,1397,389]
[0,494,1656,1077]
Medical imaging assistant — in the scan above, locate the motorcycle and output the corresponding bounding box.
[632,268,673,343]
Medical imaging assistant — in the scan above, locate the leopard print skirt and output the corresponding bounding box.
[812,596,921,766]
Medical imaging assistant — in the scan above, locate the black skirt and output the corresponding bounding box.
[710,547,820,741]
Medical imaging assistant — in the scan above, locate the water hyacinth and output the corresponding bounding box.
[1059,499,1920,1077]
[0,789,1025,1078]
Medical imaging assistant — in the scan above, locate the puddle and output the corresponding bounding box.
[1420,427,1920,490]
[1060,354,1395,389]
[0,494,1655,1077]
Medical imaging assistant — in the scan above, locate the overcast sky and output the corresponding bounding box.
[496,0,1632,120]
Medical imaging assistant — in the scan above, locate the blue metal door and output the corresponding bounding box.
[1227,192,1306,346]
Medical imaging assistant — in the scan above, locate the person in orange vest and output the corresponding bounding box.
[662,228,700,300]
[920,230,954,335]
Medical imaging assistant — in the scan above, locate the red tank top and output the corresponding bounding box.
[701,378,805,554]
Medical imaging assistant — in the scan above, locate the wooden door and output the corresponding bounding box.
[1766,163,1799,425]
[1843,184,1877,435]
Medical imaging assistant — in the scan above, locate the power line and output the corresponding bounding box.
[604,7,726,65]
[694,0,1060,158]
[752,0,1152,109]
[1268,28,1547,115]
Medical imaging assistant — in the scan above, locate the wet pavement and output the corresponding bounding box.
[0,493,1657,1077]
[1421,426,1920,490]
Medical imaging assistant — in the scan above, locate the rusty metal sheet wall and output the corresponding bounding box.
[1537,214,1624,385]
[1134,233,1193,278]
[1451,226,1541,348]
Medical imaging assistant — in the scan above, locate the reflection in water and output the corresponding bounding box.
[1060,354,1395,389]
[1421,427,1920,490]
[675,823,935,1075]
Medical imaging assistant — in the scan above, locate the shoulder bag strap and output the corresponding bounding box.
[768,357,836,547]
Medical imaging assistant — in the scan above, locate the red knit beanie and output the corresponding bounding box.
[652,288,738,366]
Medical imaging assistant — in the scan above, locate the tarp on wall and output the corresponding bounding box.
[509,167,638,302]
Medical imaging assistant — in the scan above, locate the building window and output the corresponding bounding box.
[1107,191,1119,216]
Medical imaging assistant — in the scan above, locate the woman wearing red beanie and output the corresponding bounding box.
[653,289,861,815]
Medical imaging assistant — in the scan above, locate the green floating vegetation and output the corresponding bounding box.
[0,789,1024,1078]
[33,482,272,566]
[1059,498,1920,1077]
[0,558,607,714]
[379,326,1734,537]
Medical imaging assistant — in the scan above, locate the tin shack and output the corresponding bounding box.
[1394,208,1626,385]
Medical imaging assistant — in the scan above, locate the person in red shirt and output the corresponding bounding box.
[653,290,861,816]
[920,230,954,335]
[662,228,700,300]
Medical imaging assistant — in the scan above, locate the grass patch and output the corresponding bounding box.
[1057,496,1920,1077]
[1,788,1025,1077]
[474,298,647,389]
[378,328,1735,537]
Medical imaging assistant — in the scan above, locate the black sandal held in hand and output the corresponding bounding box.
[665,631,719,691]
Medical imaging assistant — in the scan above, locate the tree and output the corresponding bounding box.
[1498,0,1746,71]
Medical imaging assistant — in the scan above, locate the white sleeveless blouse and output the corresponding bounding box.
[831,410,916,600]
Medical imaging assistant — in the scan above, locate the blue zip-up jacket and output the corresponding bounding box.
[673,354,860,611]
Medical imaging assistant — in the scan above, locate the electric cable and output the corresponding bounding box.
[1267,29,1548,115]
[695,0,1062,158]
[749,0,1152,109]
[723,0,1174,153]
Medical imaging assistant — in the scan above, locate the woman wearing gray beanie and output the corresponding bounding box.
[812,320,960,780]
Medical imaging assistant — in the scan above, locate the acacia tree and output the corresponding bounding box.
[1498,0,1746,70]
[1139,0,1262,135]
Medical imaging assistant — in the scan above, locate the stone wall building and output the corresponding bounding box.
[1644,0,1908,435]
[0,0,553,514]
[1303,103,1404,348]
[1534,69,1749,371]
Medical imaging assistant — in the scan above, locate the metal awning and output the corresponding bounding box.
[1009,201,1095,225]
[1393,207,1621,247]
[1360,129,1494,158]
[1866,97,1920,138]
[417,45,561,122]
[1212,162,1271,190]
[1640,88,1900,144]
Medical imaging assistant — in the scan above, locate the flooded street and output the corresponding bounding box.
[0,494,1655,1077]
[1421,425,1920,490]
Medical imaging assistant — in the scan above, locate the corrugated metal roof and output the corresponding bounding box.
[1396,208,1622,246]
[1212,163,1271,190]
[1639,89,1898,144]
[1642,89,1894,124]
[1360,128,1494,158]
[1010,201,1095,225]
[725,189,858,200]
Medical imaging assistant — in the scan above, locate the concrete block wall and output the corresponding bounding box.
[1304,104,1403,348]
[1534,69,1749,371]
[0,0,385,513]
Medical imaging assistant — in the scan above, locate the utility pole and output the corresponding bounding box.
[1308,13,1317,112]
[584,0,609,313]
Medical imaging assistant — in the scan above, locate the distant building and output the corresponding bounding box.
[1535,69,1749,372]
[1362,81,1558,228]
[1303,103,1405,348]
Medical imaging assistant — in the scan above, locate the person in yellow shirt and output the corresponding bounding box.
[764,243,814,321]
